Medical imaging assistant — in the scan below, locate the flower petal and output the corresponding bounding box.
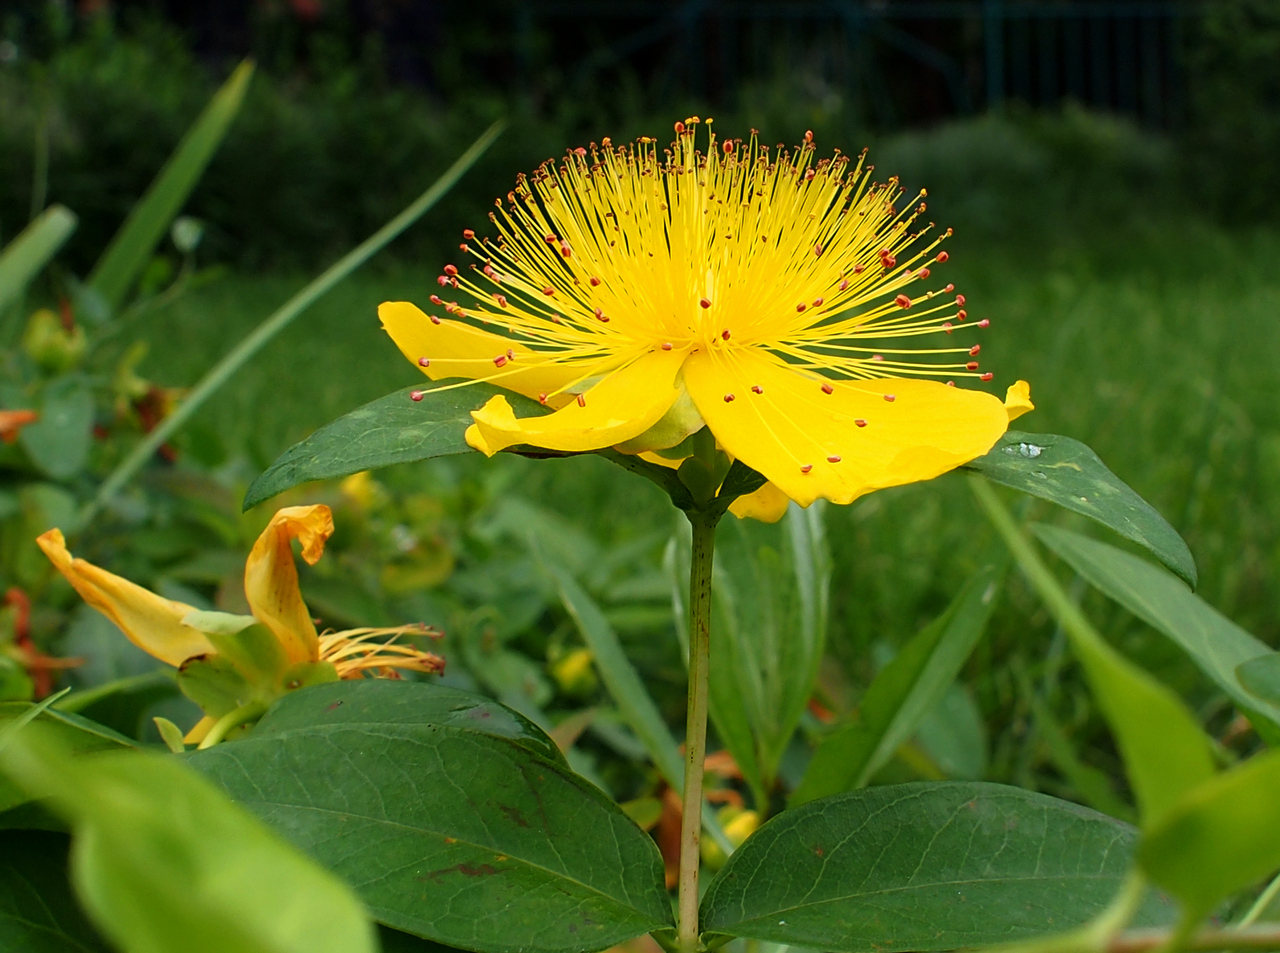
[727,482,791,522]
[465,347,688,455]
[36,529,213,667]
[683,350,1011,507]
[243,505,333,665]
[1004,380,1035,421]
[379,301,588,403]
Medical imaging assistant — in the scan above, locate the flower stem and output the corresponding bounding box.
[676,506,720,953]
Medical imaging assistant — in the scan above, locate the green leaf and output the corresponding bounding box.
[671,506,831,806]
[0,830,108,953]
[1138,749,1280,921]
[966,431,1196,587]
[0,726,375,953]
[701,782,1174,951]
[244,383,545,509]
[790,565,999,806]
[86,61,253,312]
[0,205,77,315]
[0,703,133,815]
[1034,523,1280,740]
[19,378,94,480]
[188,680,672,953]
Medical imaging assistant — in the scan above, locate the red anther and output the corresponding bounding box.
[436,275,449,287]
[804,168,816,182]
[493,355,508,368]
[813,297,824,308]
[957,310,968,321]
[429,315,441,325]
[444,301,458,313]
[463,228,476,240]
[459,243,469,252]
[871,354,884,361]
[881,255,897,270]
[495,295,509,308]
[723,140,734,153]
[821,383,834,395]
[969,344,981,356]
[917,267,931,279]
[542,286,555,296]
[559,242,572,258]
[980,372,994,381]
[544,234,557,245]
[936,250,950,263]
[429,294,443,305]
[855,418,867,427]
[590,276,602,286]
[576,393,587,407]
[827,455,842,463]
[883,393,896,402]
[977,318,990,328]
[942,322,953,333]
[854,263,865,274]
[443,264,458,276]
[878,248,891,260]
[813,242,824,257]
[720,328,730,340]
[944,283,955,293]
[483,264,497,278]
[700,298,712,309]
[450,277,459,288]
[804,129,814,143]
[674,120,686,134]
[796,303,807,312]
[839,279,850,291]
[723,393,735,403]
[955,294,966,306]
[418,357,431,367]
[751,385,763,394]
[895,294,912,309]
[507,349,514,360]
[800,464,813,474]
[574,146,587,157]
[538,393,548,404]
[410,391,425,402]
[946,380,956,386]
[966,361,980,371]
[661,342,673,351]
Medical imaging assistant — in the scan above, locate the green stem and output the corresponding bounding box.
[677,506,720,953]
[196,699,268,750]
[82,119,503,524]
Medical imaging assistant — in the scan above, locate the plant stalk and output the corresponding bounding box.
[676,507,719,953]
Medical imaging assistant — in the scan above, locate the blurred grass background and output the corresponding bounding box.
[4,0,1279,788]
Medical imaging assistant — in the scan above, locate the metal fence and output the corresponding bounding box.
[513,1,1199,129]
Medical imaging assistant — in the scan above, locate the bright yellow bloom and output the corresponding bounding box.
[381,118,1031,511]
[37,504,443,744]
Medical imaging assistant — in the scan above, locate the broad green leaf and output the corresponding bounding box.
[1237,654,1280,706]
[0,703,133,815]
[966,431,1196,587]
[702,782,1173,950]
[971,477,1216,827]
[0,205,77,314]
[0,830,107,953]
[546,560,735,857]
[1138,749,1280,921]
[791,565,999,806]
[86,62,253,311]
[19,378,94,479]
[188,680,672,953]
[1034,523,1280,738]
[0,726,375,953]
[244,382,545,509]
[671,505,831,807]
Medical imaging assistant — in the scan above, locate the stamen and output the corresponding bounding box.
[883,394,896,402]
[418,357,431,367]
[751,385,763,394]
[855,419,867,427]
[800,464,813,473]
[410,391,425,402]
[723,393,735,402]
[821,383,834,395]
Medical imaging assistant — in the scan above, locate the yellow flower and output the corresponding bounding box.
[381,118,1031,511]
[37,504,443,745]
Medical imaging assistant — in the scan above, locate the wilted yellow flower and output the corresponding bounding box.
[37,504,443,744]
[381,118,1030,512]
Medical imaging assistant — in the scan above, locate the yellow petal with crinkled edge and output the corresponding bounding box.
[683,349,1010,508]
[1004,380,1034,421]
[727,482,791,522]
[465,347,688,455]
[379,301,594,404]
[243,505,333,665]
[36,529,214,667]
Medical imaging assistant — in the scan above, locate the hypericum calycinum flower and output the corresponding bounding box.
[37,505,443,745]
[381,118,1031,513]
